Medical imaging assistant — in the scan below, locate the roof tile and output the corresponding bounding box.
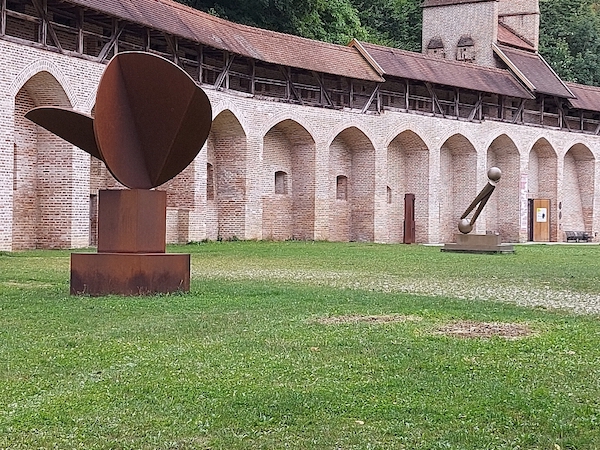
[494,44,574,98]
[70,0,383,82]
[355,41,533,99]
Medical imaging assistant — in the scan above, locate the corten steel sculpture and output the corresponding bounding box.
[26,51,212,295]
[442,167,514,253]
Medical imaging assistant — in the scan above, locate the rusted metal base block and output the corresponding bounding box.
[71,253,190,296]
[98,189,166,253]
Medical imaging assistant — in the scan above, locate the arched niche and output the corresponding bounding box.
[486,134,520,242]
[262,119,316,240]
[562,144,595,236]
[328,127,375,242]
[13,71,82,249]
[387,130,430,243]
[206,109,247,240]
[439,134,477,243]
[528,138,558,241]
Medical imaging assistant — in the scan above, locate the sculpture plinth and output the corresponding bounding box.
[70,190,190,295]
[441,233,514,254]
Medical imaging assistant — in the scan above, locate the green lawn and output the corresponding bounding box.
[1,242,599,449]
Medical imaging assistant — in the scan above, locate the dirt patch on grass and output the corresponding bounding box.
[315,314,422,325]
[434,321,533,339]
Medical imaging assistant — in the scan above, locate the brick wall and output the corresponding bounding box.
[3,40,600,250]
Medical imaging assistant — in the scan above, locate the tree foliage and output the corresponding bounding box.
[178,0,600,86]
[539,0,600,85]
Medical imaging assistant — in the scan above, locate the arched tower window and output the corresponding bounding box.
[336,175,348,200]
[275,171,288,194]
[387,186,392,204]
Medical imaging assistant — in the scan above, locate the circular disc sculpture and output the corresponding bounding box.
[26,52,213,295]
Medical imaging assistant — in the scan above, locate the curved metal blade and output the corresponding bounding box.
[95,51,212,189]
[25,107,103,161]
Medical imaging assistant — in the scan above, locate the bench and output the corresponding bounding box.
[565,231,592,242]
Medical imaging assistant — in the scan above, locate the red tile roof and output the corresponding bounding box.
[494,44,574,98]
[566,83,600,112]
[497,23,535,51]
[353,41,534,99]
[68,0,384,82]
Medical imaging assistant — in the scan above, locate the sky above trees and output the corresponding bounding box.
[178,0,600,86]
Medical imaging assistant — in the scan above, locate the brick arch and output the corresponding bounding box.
[528,138,558,241]
[326,122,376,149]
[486,134,520,242]
[259,114,317,140]
[439,134,478,242]
[383,123,432,149]
[10,61,77,107]
[262,119,316,240]
[562,144,595,237]
[328,126,376,242]
[211,101,250,137]
[13,71,87,250]
[386,130,430,243]
[206,109,247,240]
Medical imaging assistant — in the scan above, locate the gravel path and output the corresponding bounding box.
[194,267,600,316]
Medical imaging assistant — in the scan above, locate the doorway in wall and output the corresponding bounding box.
[528,198,550,242]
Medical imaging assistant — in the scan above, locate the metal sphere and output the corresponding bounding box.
[487,166,502,182]
[458,218,473,234]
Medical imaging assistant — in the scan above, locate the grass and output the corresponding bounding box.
[1,241,599,449]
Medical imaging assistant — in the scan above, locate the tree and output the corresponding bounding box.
[178,0,367,44]
[539,0,600,85]
[350,0,422,51]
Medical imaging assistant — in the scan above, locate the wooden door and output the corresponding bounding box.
[403,193,415,244]
[532,199,550,242]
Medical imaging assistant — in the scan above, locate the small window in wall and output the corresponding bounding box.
[387,186,392,204]
[456,35,475,62]
[336,175,348,200]
[207,163,215,200]
[275,171,288,194]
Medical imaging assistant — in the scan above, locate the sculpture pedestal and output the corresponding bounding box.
[70,253,190,295]
[71,189,191,296]
[441,234,514,254]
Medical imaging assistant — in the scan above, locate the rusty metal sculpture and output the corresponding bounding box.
[442,166,514,253]
[26,52,212,295]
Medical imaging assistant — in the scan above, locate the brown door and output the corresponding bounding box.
[532,199,550,242]
[403,193,415,244]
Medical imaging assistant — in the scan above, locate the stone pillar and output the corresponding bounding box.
[245,133,263,239]
[0,104,14,251]
[313,140,330,241]
[428,146,441,243]
[373,139,388,243]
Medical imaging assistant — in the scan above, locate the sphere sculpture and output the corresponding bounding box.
[26,52,213,295]
[458,167,502,234]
